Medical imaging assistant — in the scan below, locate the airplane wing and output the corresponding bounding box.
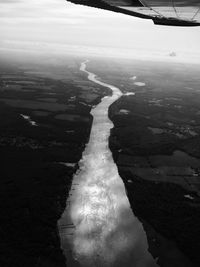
[68,0,200,26]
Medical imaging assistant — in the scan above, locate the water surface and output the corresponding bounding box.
[58,61,157,267]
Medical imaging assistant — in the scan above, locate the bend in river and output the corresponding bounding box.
[58,61,157,267]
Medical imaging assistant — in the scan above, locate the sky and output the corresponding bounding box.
[0,0,200,62]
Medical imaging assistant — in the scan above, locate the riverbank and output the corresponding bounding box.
[85,58,200,266]
[108,93,200,267]
[0,58,111,267]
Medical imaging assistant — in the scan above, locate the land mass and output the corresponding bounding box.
[100,59,200,267]
[1,55,200,267]
[0,56,111,267]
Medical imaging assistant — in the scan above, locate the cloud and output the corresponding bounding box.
[0,0,21,3]
[0,16,85,25]
[0,0,200,63]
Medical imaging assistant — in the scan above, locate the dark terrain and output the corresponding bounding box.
[88,59,200,266]
[0,57,110,267]
[1,55,200,267]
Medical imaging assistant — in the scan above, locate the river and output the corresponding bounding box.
[58,61,157,267]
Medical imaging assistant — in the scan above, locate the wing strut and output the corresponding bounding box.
[192,7,200,21]
[171,0,180,18]
[139,0,164,17]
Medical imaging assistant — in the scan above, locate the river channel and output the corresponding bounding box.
[58,60,157,267]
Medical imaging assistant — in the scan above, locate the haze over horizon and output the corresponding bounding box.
[0,0,200,63]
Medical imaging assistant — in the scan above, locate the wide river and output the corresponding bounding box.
[58,61,157,267]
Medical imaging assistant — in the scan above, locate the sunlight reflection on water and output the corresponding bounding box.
[58,61,157,267]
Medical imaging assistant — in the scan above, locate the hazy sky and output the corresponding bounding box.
[0,0,200,61]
